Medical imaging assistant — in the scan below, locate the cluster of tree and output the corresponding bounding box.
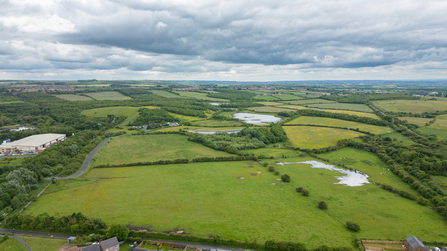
[131,108,180,127]
[321,93,417,104]
[211,112,239,121]
[239,124,288,144]
[4,212,106,234]
[293,109,388,126]
[0,168,39,212]
[188,132,266,153]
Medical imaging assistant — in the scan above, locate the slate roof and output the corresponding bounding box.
[100,237,120,249]
[80,244,101,251]
[405,236,430,251]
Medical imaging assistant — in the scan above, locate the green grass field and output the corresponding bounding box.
[307,103,373,113]
[373,100,447,113]
[398,117,433,126]
[253,95,279,101]
[280,99,336,105]
[92,134,233,166]
[240,147,301,158]
[85,91,132,100]
[54,94,93,101]
[286,116,391,134]
[191,120,243,127]
[0,238,27,251]
[256,102,284,106]
[417,127,447,140]
[379,132,416,146]
[247,106,296,113]
[277,105,313,110]
[283,126,364,149]
[430,114,447,129]
[323,110,379,119]
[274,94,303,100]
[157,126,243,133]
[151,90,182,98]
[172,91,228,102]
[81,107,139,117]
[22,236,67,251]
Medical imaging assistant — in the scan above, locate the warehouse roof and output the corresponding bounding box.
[0,133,65,148]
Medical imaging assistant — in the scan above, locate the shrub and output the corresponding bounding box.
[263,162,269,167]
[346,221,360,232]
[318,201,328,210]
[417,197,429,205]
[296,187,303,193]
[106,224,129,241]
[274,171,280,175]
[301,189,309,196]
[281,174,291,183]
[268,166,275,172]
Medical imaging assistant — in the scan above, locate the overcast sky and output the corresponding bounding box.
[1,0,447,81]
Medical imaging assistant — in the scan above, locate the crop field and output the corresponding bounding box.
[283,126,364,149]
[417,127,447,140]
[397,117,433,126]
[173,91,228,102]
[253,95,279,101]
[307,103,373,113]
[53,94,93,101]
[191,119,243,127]
[280,99,336,105]
[151,90,182,98]
[323,110,379,119]
[247,106,296,113]
[255,102,284,106]
[373,100,447,113]
[92,134,233,166]
[85,91,132,100]
[0,238,27,251]
[81,106,139,117]
[274,94,303,100]
[429,114,447,129]
[286,116,391,134]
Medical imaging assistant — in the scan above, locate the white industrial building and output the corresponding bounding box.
[0,133,66,154]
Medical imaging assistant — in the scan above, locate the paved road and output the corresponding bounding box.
[0,229,247,251]
[44,137,111,180]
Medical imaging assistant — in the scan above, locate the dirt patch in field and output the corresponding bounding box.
[237,177,245,179]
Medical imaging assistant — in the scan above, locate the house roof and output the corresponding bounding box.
[134,248,149,251]
[100,237,119,249]
[80,244,101,251]
[405,236,430,251]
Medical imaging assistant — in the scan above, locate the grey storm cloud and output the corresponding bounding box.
[0,0,447,80]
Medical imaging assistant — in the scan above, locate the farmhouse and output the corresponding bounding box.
[404,236,430,251]
[62,237,120,251]
[0,133,66,154]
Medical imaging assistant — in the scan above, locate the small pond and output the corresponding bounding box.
[232,113,282,125]
[209,103,228,106]
[276,160,370,187]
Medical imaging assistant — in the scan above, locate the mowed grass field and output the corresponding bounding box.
[253,95,279,101]
[81,107,139,117]
[373,100,447,113]
[286,116,391,134]
[417,127,447,140]
[0,238,27,251]
[247,106,296,113]
[277,105,313,110]
[54,94,93,101]
[307,103,373,113]
[430,114,447,129]
[398,117,432,126]
[92,134,233,166]
[172,91,228,102]
[323,110,379,119]
[85,91,132,100]
[274,94,303,100]
[24,236,67,251]
[379,132,416,146]
[283,126,364,149]
[280,99,335,105]
[256,102,285,106]
[151,90,182,98]
[25,161,353,247]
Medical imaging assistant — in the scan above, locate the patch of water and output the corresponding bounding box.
[276,160,370,187]
[232,113,282,125]
[195,130,240,134]
[209,103,228,106]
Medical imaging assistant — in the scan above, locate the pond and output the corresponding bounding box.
[209,103,228,106]
[276,160,370,187]
[195,130,241,134]
[232,113,282,125]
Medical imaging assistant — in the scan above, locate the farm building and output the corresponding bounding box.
[404,236,430,251]
[0,133,66,153]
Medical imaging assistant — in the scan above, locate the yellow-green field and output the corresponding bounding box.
[286,116,391,134]
[247,106,296,113]
[53,94,93,101]
[283,126,364,149]
[373,100,447,113]
[85,91,132,100]
[172,91,229,102]
[398,117,433,126]
[429,114,447,129]
[307,103,373,113]
[323,110,379,119]
[81,107,139,117]
[168,113,204,122]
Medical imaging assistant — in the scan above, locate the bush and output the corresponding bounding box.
[263,162,269,167]
[346,221,360,232]
[417,197,429,205]
[296,187,303,193]
[274,171,280,175]
[281,174,291,183]
[301,189,309,196]
[318,201,328,210]
[106,224,129,241]
[268,166,275,172]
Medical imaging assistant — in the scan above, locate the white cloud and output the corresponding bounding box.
[156,21,167,28]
